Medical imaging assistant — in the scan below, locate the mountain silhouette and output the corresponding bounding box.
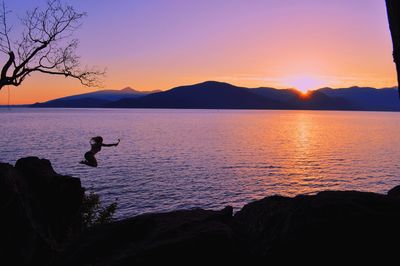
[317,86,400,111]
[252,87,353,110]
[32,87,160,108]
[105,81,285,109]
[252,87,300,102]
[32,81,400,111]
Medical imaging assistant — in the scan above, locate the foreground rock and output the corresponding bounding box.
[58,207,237,265]
[2,157,400,265]
[0,157,84,266]
[234,191,400,263]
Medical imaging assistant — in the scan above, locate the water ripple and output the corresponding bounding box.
[1,108,400,218]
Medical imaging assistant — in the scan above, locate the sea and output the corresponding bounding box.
[1,108,400,218]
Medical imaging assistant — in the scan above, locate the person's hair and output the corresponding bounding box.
[91,136,103,144]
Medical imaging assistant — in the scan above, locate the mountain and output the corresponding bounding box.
[105,81,355,110]
[317,86,400,111]
[32,87,160,108]
[31,81,400,111]
[252,87,300,102]
[105,81,285,109]
[252,87,353,110]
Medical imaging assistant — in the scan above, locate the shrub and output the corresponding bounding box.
[81,191,118,229]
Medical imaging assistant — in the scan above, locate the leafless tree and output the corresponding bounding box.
[0,0,104,91]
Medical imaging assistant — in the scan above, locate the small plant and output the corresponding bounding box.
[81,191,118,229]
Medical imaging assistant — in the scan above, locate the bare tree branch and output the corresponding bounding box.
[0,0,105,90]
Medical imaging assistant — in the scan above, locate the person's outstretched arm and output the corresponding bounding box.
[102,139,120,147]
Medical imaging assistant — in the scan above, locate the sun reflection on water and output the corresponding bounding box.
[1,109,400,217]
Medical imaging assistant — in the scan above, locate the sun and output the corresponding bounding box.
[282,75,325,94]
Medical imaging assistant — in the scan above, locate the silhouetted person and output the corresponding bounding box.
[80,136,120,167]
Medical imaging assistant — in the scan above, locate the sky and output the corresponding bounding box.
[0,0,397,104]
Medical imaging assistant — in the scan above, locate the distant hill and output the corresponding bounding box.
[31,81,400,111]
[105,81,355,110]
[105,81,285,109]
[252,87,300,102]
[251,87,353,110]
[32,87,160,108]
[317,86,400,111]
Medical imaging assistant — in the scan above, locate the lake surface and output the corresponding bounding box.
[1,108,400,218]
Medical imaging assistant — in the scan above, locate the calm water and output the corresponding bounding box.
[1,108,400,218]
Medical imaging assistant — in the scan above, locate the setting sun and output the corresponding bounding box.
[282,75,326,93]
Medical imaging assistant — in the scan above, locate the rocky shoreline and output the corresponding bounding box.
[2,157,400,265]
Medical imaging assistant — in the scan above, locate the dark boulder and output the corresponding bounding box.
[234,190,400,263]
[387,185,400,198]
[0,157,84,266]
[58,206,238,265]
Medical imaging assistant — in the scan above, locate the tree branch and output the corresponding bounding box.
[0,0,104,91]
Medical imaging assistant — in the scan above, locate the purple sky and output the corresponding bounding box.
[1,0,396,103]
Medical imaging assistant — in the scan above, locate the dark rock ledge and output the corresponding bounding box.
[2,157,400,265]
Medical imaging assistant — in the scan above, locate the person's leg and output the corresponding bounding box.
[83,152,98,167]
[91,156,98,167]
[80,152,90,165]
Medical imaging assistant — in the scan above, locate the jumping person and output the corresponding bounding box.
[80,136,120,167]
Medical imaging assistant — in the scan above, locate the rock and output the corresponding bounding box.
[57,206,238,265]
[0,162,39,266]
[15,157,84,244]
[4,156,400,265]
[234,190,400,263]
[387,185,400,198]
[0,157,84,266]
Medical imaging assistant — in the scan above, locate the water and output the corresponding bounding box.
[1,108,400,218]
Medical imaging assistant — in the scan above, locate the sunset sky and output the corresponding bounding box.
[0,0,397,104]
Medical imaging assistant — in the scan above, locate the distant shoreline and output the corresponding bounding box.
[22,81,400,112]
[2,105,400,113]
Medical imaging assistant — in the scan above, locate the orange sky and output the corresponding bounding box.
[0,0,397,104]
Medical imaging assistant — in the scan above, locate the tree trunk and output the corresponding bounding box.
[0,52,16,90]
[386,0,400,96]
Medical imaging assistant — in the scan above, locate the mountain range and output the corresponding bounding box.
[32,87,160,108]
[32,81,400,111]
